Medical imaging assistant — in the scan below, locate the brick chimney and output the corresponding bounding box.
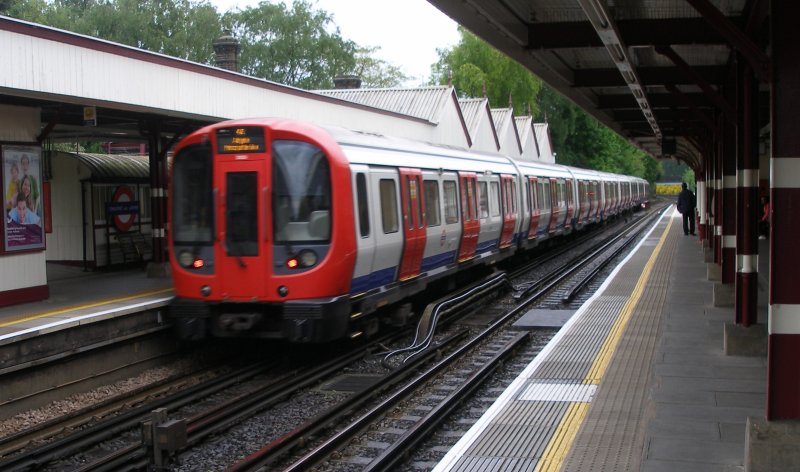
[333,75,362,89]
[213,30,240,72]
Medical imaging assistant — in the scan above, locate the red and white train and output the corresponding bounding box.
[168,118,648,342]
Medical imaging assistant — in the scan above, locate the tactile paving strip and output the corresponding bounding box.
[562,218,677,472]
[434,213,675,472]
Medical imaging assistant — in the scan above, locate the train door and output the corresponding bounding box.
[590,181,600,221]
[458,172,479,261]
[538,179,552,237]
[499,175,516,248]
[370,169,404,285]
[398,168,426,280]
[565,179,574,230]
[217,160,270,300]
[350,166,377,294]
[548,178,559,234]
[577,180,586,227]
[527,176,540,240]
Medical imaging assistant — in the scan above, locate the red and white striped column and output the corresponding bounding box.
[696,177,707,241]
[767,2,800,420]
[735,58,759,327]
[721,120,737,285]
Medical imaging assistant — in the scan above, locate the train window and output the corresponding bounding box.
[528,181,537,210]
[424,180,441,227]
[464,179,475,221]
[405,176,414,230]
[172,144,213,244]
[225,172,258,256]
[443,180,458,224]
[272,140,331,242]
[380,179,399,234]
[415,177,424,229]
[540,181,551,209]
[491,181,501,217]
[511,180,517,213]
[462,180,470,221]
[479,182,489,219]
[356,173,370,237]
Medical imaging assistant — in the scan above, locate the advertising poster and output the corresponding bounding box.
[3,145,45,251]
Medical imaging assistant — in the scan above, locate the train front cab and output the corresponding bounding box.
[169,121,356,343]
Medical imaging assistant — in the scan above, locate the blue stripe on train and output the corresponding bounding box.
[350,250,457,295]
[350,266,396,294]
[421,250,456,272]
[476,239,498,254]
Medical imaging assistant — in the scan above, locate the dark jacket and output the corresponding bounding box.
[677,189,696,215]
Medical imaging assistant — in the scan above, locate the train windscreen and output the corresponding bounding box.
[225,172,258,256]
[272,140,331,243]
[172,144,213,244]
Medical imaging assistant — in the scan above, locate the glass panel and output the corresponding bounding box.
[491,181,500,217]
[272,140,331,242]
[443,180,458,224]
[424,180,440,227]
[172,144,213,243]
[380,179,399,234]
[479,182,489,219]
[511,181,517,212]
[405,176,414,230]
[356,173,369,237]
[415,177,424,228]
[226,172,258,256]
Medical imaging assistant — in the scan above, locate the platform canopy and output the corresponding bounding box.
[427,0,769,167]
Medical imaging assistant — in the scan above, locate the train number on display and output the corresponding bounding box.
[216,127,266,154]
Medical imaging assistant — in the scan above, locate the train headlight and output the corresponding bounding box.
[178,251,194,268]
[286,250,318,269]
[298,250,318,267]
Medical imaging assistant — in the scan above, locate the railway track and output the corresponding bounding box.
[0,207,664,472]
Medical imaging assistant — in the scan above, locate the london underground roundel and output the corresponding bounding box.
[112,185,136,232]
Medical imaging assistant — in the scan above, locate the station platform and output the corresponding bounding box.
[0,263,173,344]
[434,207,768,472]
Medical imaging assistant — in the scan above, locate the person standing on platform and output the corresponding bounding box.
[676,182,696,235]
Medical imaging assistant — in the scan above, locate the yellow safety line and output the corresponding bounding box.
[584,216,672,384]
[0,287,174,328]
[535,216,674,472]
[534,402,590,472]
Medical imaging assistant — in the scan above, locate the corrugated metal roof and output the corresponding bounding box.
[458,97,489,135]
[515,116,533,140]
[313,86,454,124]
[59,151,150,180]
[491,108,514,133]
[534,123,554,157]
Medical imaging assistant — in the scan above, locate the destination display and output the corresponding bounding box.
[216,127,265,154]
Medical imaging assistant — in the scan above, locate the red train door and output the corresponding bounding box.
[218,159,270,300]
[398,168,426,280]
[527,176,540,239]
[458,172,479,261]
[548,178,559,234]
[565,179,574,230]
[499,175,516,248]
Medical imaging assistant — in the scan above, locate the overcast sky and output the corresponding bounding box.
[207,0,460,86]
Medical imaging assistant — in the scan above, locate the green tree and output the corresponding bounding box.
[682,168,696,191]
[224,0,358,89]
[353,46,410,88]
[431,27,542,115]
[432,29,661,182]
[6,0,221,63]
[5,0,408,89]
